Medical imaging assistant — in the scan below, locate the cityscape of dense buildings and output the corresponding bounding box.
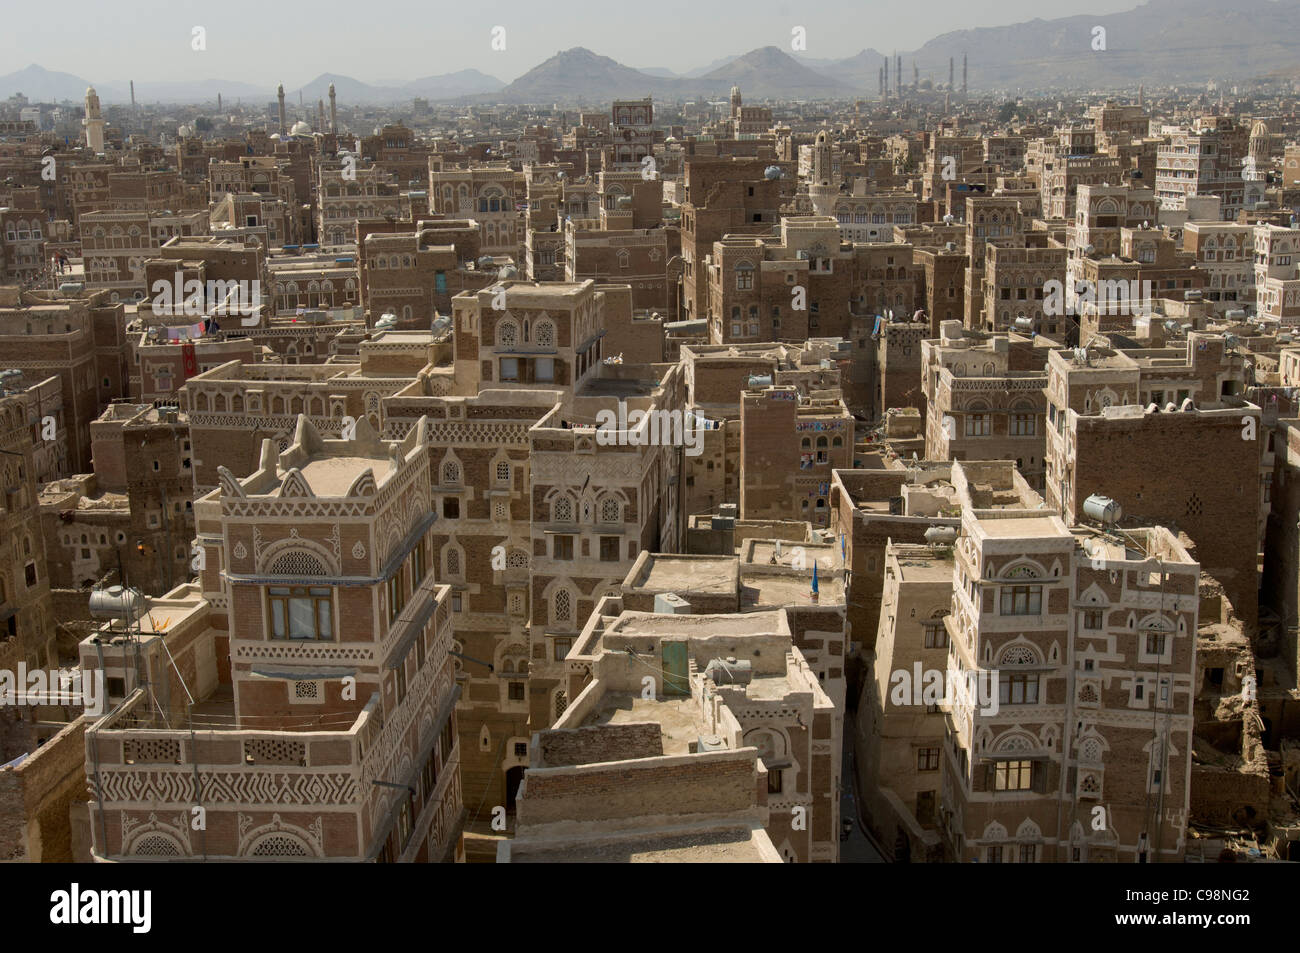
[0,4,1298,893]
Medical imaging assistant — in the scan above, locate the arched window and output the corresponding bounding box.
[552,496,573,522]
[999,644,1038,666]
[249,834,311,857]
[132,833,183,857]
[600,497,621,523]
[553,588,571,622]
[534,320,555,347]
[442,460,460,485]
[269,551,327,576]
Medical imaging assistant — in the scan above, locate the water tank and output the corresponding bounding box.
[764,165,783,180]
[654,593,691,614]
[925,525,958,546]
[747,374,773,389]
[1082,494,1122,525]
[704,657,753,685]
[89,586,145,622]
[1014,315,1034,330]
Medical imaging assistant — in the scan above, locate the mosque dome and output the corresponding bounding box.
[290,120,313,137]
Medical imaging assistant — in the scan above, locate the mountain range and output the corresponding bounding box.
[4,0,1300,105]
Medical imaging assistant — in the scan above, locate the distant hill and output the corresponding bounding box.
[491,45,856,103]
[493,48,678,103]
[698,46,855,98]
[0,64,124,102]
[294,70,504,105]
[804,49,890,91]
[908,0,1300,91]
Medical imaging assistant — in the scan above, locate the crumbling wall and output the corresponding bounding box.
[0,716,87,861]
[538,722,663,767]
[518,750,757,827]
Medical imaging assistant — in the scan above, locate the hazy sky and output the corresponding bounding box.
[3,0,1145,87]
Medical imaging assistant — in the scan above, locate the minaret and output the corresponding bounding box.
[884,57,889,98]
[809,129,836,216]
[730,84,742,118]
[1138,84,1145,108]
[217,92,222,112]
[896,53,902,96]
[277,83,287,136]
[878,67,884,99]
[949,58,954,90]
[912,61,918,90]
[317,99,325,132]
[328,83,337,134]
[83,86,106,153]
[130,80,136,111]
[962,54,968,95]
[1246,122,1268,181]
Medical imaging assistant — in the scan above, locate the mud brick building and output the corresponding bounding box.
[0,287,128,473]
[82,417,463,861]
[514,597,836,862]
[922,323,1051,490]
[1044,336,1261,625]
[179,331,436,493]
[940,461,1198,862]
[739,384,852,528]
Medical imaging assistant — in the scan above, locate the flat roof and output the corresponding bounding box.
[633,555,738,596]
[977,515,1070,539]
[893,552,956,583]
[583,693,703,756]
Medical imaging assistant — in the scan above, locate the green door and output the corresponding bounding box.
[661,642,689,697]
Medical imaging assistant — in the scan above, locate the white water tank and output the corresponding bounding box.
[925,525,958,545]
[89,585,145,622]
[1082,494,1122,525]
